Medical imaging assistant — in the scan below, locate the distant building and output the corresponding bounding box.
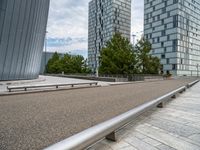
[0,0,50,80]
[40,52,65,74]
[88,0,132,72]
[144,0,200,76]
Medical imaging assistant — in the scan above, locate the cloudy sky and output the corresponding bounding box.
[46,0,144,58]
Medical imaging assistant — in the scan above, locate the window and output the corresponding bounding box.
[173,39,178,51]
[172,64,177,70]
[173,0,178,4]
[161,30,165,36]
[166,58,170,64]
[157,15,160,21]
[162,8,166,13]
[167,35,170,41]
[164,47,167,52]
[157,37,160,42]
[173,15,178,28]
[161,42,164,47]
[168,12,170,17]
[180,34,183,40]
[162,19,164,25]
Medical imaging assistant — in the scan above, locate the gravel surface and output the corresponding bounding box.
[0,78,195,150]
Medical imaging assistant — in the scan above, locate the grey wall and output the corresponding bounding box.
[0,0,50,80]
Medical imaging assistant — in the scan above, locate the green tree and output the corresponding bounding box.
[72,55,84,73]
[60,53,73,73]
[46,52,62,73]
[135,38,161,74]
[46,52,97,74]
[82,59,92,74]
[99,33,137,74]
[148,56,161,74]
[60,53,89,74]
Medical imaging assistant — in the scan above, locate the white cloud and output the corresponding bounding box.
[46,0,144,56]
[131,0,144,43]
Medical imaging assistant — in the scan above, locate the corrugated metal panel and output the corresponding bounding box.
[0,0,50,80]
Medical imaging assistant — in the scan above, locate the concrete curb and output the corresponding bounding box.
[0,85,101,97]
[0,76,46,86]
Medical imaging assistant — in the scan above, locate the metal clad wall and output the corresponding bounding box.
[0,0,50,80]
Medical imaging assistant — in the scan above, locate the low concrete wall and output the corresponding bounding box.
[46,74,117,82]
[45,74,164,82]
[115,78,128,82]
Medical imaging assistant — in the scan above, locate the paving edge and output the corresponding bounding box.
[0,85,101,97]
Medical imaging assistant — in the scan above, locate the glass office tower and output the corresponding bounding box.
[144,0,200,76]
[88,0,132,72]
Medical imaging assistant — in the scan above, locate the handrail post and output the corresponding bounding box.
[171,94,176,98]
[106,132,116,142]
[157,102,164,108]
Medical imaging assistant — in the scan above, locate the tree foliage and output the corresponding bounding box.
[99,33,137,74]
[46,52,62,73]
[135,38,161,74]
[46,52,91,74]
[46,35,161,75]
[99,34,161,75]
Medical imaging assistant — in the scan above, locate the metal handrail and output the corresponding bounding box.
[187,79,199,88]
[7,82,98,92]
[44,83,192,150]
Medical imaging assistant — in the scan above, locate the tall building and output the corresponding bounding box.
[0,0,50,80]
[88,0,132,72]
[144,0,200,76]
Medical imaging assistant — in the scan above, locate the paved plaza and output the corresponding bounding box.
[91,82,200,150]
[0,78,196,150]
[0,75,112,93]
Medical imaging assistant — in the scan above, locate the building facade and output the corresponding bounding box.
[0,0,50,80]
[144,0,200,76]
[88,0,131,72]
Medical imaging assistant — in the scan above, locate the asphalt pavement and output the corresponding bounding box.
[0,78,195,150]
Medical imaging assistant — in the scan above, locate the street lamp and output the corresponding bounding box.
[132,34,136,46]
[44,31,48,74]
[132,31,144,46]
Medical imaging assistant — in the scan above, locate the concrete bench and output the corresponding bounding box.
[7,82,98,92]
